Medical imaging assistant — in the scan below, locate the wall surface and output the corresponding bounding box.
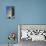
[0,0,46,44]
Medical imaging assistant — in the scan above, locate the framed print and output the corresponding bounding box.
[18,24,46,41]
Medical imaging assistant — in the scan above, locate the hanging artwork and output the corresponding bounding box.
[8,32,16,46]
[6,6,15,19]
[18,25,46,41]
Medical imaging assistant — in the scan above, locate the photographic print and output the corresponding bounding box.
[18,24,46,46]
